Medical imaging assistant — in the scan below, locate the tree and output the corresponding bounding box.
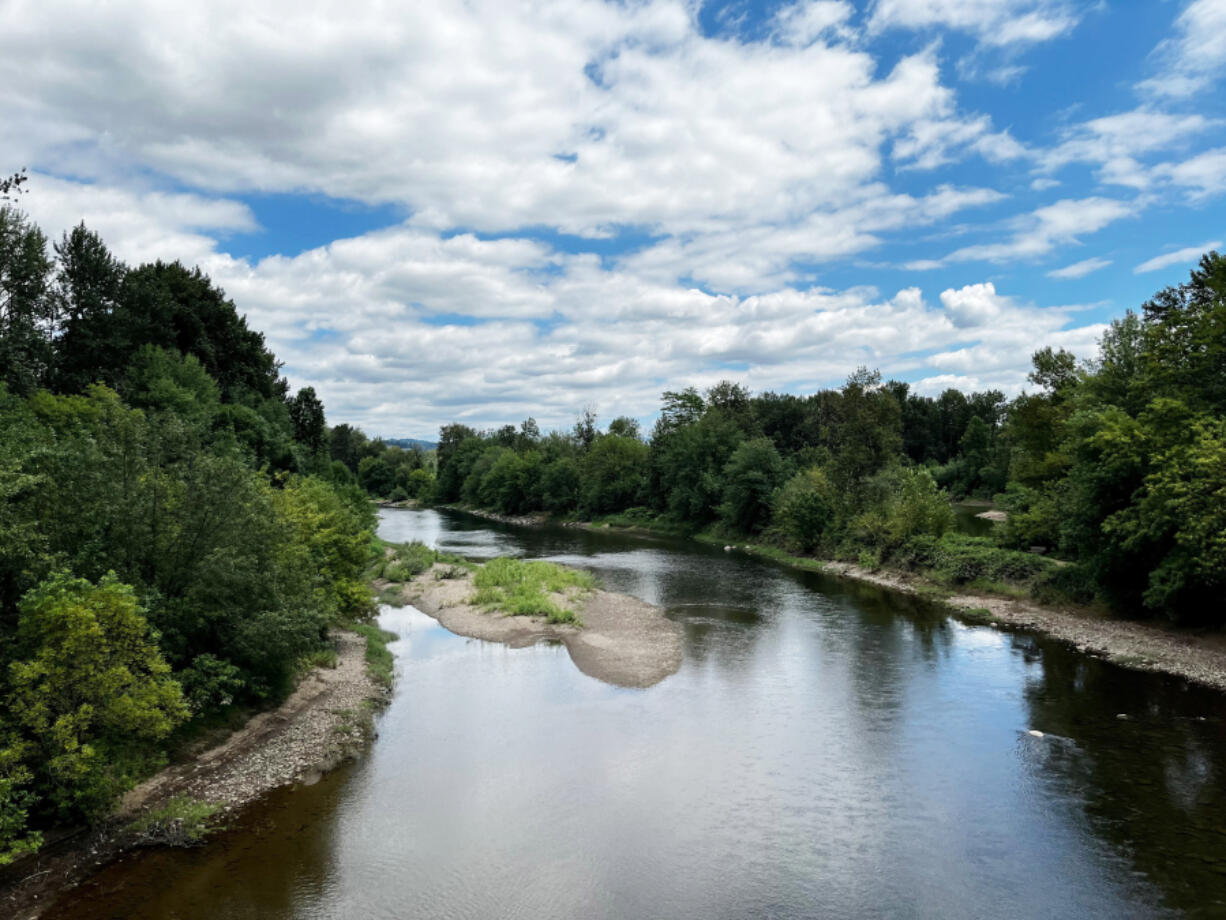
[580,435,648,515]
[51,223,126,393]
[6,573,187,820]
[607,416,640,439]
[289,386,327,451]
[773,467,836,552]
[0,208,54,395]
[719,438,785,533]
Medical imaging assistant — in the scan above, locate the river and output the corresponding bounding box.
[53,507,1226,919]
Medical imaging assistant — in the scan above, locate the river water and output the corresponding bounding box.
[55,508,1226,919]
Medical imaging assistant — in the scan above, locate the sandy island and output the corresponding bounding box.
[394,562,682,689]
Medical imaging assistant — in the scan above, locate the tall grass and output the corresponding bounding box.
[470,558,594,625]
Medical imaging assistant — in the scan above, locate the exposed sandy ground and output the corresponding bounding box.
[399,563,682,689]
[822,561,1226,692]
[1,630,386,920]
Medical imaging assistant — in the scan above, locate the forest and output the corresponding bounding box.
[0,204,419,862]
[425,254,1226,630]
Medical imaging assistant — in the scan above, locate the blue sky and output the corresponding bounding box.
[5,0,1225,436]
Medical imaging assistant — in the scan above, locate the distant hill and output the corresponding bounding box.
[384,437,438,452]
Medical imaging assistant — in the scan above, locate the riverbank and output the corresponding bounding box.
[723,541,1226,693]
[429,505,1226,694]
[391,560,682,688]
[2,628,390,920]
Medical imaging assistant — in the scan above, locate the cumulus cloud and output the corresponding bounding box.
[3,0,1200,435]
[167,217,1107,432]
[18,173,256,266]
[1134,242,1222,274]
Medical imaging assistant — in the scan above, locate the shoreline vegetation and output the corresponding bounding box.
[0,206,416,912]
[373,542,682,689]
[418,503,1226,693]
[1,626,393,920]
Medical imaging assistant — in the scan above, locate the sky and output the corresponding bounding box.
[4,0,1225,438]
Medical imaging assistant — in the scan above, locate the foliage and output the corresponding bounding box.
[772,467,836,552]
[470,557,594,625]
[129,795,221,847]
[5,573,188,820]
[718,437,786,533]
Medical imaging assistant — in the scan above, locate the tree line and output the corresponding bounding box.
[425,253,1226,630]
[0,205,394,862]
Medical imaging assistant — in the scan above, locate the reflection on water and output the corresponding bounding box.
[53,508,1226,919]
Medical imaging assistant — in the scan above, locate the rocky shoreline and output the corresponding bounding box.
[398,562,682,688]
[819,560,1226,692]
[2,629,388,920]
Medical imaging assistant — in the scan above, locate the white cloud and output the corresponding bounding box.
[868,0,1082,46]
[773,1,855,45]
[1134,242,1221,274]
[19,173,256,266]
[941,197,1132,264]
[1155,147,1226,200]
[1047,256,1111,279]
[1038,109,1212,189]
[1138,0,1226,98]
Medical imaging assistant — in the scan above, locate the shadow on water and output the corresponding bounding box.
[50,507,1226,919]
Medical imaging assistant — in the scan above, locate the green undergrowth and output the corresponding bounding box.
[582,508,697,537]
[700,528,1094,610]
[366,538,474,584]
[128,796,221,848]
[346,622,397,688]
[470,557,595,625]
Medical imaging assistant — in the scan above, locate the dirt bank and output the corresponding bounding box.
[398,563,682,689]
[2,629,387,920]
[819,560,1226,692]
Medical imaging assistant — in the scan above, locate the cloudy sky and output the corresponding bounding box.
[5,0,1225,437]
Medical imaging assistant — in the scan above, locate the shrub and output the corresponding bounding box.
[896,534,1054,588]
[129,796,220,847]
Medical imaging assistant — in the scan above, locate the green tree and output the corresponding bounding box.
[288,386,327,451]
[6,573,187,820]
[580,435,648,515]
[0,207,54,395]
[773,467,836,552]
[718,438,785,533]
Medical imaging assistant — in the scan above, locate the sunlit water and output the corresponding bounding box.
[55,508,1226,919]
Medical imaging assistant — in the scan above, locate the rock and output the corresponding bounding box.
[724,545,732,552]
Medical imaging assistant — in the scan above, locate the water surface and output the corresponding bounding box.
[55,508,1226,919]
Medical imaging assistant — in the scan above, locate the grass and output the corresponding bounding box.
[299,647,339,671]
[366,539,473,584]
[129,796,221,847]
[346,622,397,688]
[469,557,594,625]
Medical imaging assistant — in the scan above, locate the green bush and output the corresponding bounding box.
[896,533,1054,587]
[7,573,189,821]
[129,795,220,847]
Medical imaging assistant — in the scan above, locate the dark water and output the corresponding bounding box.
[55,508,1226,919]
[951,502,998,538]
